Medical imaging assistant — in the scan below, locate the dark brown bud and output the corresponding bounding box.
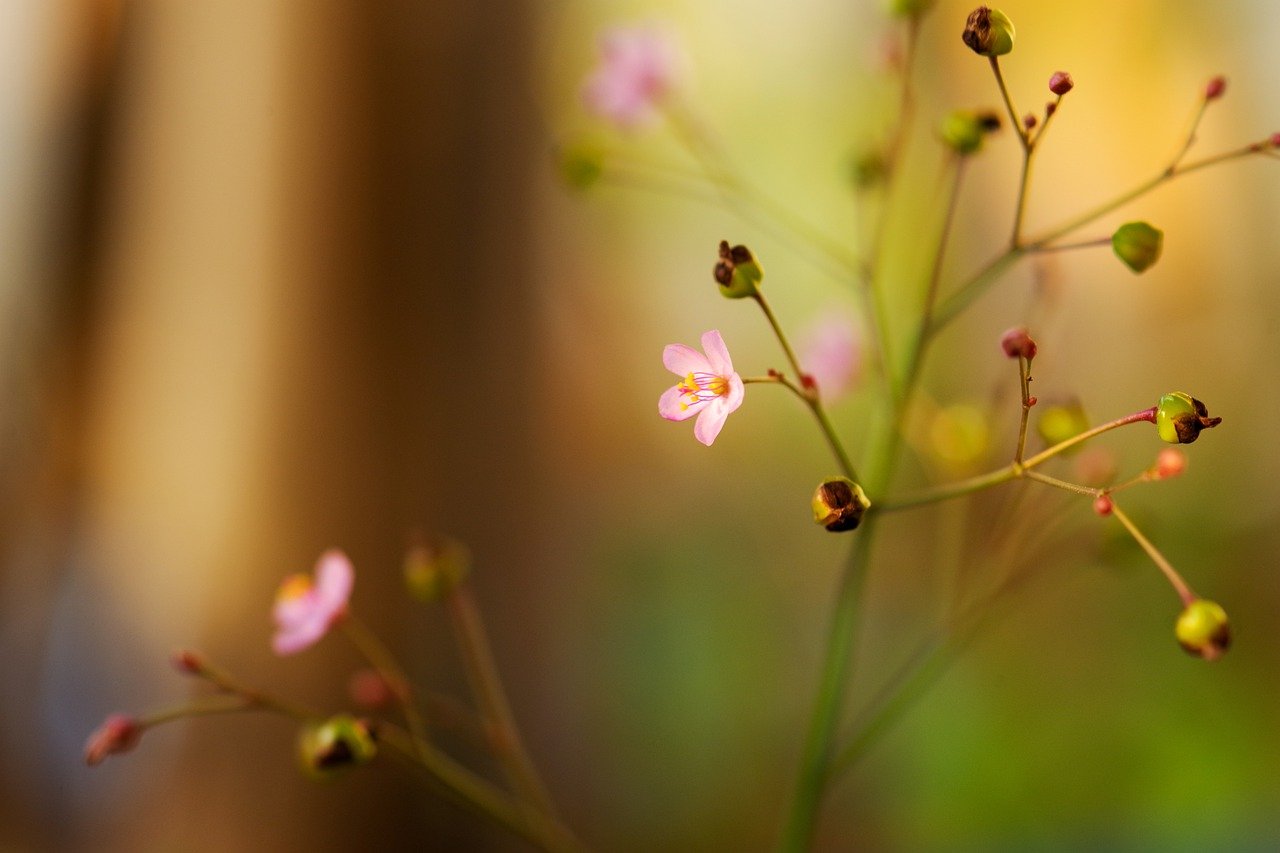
[962,6,1015,57]
[1049,71,1074,96]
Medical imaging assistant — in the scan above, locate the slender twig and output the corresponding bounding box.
[1108,502,1197,606]
[1014,356,1032,464]
[989,57,1029,151]
[341,614,432,757]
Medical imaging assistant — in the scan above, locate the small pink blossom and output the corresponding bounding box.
[84,713,142,766]
[799,314,862,402]
[272,550,354,656]
[658,330,745,446]
[582,25,679,130]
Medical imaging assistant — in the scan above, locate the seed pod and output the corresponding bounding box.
[1111,221,1163,273]
[812,477,871,532]
[298,715,378,780]
[1155,392,1221,444]
[1175,599,1231,661]
[713,241,763,299]
[962,6,1015,57]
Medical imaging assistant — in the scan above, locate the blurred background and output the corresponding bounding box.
[2,0,1278,850]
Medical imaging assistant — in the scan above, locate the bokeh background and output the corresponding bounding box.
[3,0,1278,850]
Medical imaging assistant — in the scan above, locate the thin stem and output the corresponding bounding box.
[190,658,318,721]
[1108,502,1197,606]
[989,57,1029,151]
[341,613,432,756]
[141,695,258,728]
[1028,94,1063,149]
[1020,407,1156,468]
[1027,236,1111,253]
[781,521,877,851]
[1022,469,1098,498]
[1011,142,1033,246]
[1014,356,1032,464]
[898,156,967,405]
[753,293,861,482]
[1168,97,1211,173]
[378,725,583,853]
[445,583,559,819]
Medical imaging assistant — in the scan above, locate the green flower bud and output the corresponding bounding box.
[812,477,871,532]
[297,715,377,780]
[1155,392,1221,444]
[557,141,604,190]
[1036,399,1089,453]
[850,148,888,190]
[1111,221,1163,273]
[929,404,989,467]
[941,110,999,155]
[962,6,1015,57]
[713,241,763,299]
[404,535,472,602]
[1175,599,1231,661]
[888,0,936,18]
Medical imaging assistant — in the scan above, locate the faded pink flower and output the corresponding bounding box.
[272,550,354,656]
[582,25,679,130]
[658,330,745,446]
[799,313,862,402]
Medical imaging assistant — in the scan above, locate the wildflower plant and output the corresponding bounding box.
[86,3,1278,850]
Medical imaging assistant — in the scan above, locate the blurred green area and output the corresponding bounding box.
[2,0,1278,850]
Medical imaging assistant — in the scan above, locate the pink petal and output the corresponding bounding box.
[314,550,354,609]
[659,384,701,421]
[723,373,745,415]
[693,399,732,446]
[663,343,711,377]
[699,330,734,376]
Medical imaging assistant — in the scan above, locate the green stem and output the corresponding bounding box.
[989,57,1029,151]
[780,521,878,851]
[1028,236,1111,253]
[753,293,860,482]
[341,613,433,761]
[1108,502,1197,606]
[1020,407,1156,468]
[444,583,559,819]
[1023,468,1097,497]
[141,696,259,729]
[1014,356,1032,464]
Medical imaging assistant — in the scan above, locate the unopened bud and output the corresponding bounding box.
[887,0,936,18]
[557,141,604,190]
[349,669,399,710]
[1153,447,1187,479]
[297,715,378,780]
[85,714,143,766]
[1036,399,1089,452]
[1045,101,1058,118]
[713,240,763,299]
[812,477,871,532]
[999,326,1037,360]
[851,148,888,190]
[1092,494,1113,516]
[1023,113,1037,131]
[1111,221,1163,273]
[1049,71,1074,96]
[1270,132,1280,148]
[1204,76,1227,101]
[1155,392,1221,444]
[962,6,1015,57]
[929,404,989,467]
[1175,599,1231,661]
[404,535,472,602]
[171,649,205,675]
[941,109,1000,155]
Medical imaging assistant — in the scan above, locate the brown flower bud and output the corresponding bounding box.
[1049,71,1074,96]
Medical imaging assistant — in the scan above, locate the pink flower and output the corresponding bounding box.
[272,550,354,655]
[582,25,679,130]
[658,330,745,446]
[799,313,862,402]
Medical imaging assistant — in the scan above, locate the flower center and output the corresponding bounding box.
[276,573,313,604]
[677,371,728,409]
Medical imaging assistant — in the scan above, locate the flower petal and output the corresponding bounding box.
[659,384,701,421]
[723,372,745,415]
[314,550,355,609]
[693,399,732,446]
[700,330,734,376]
[663,343,711,377]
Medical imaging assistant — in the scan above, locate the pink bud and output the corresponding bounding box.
[1093,495,1113,516]
[1000,326,1038,360]
[349,669,398,710]
[1023,113,1037,131]
[85,714,143,766]
[1204,76,1227,101]
[171,649,205,675]
[1154,447,1187,479]
[1049,71,1074,96]
[1270,132,1280,148]
[1045,102,1057,118]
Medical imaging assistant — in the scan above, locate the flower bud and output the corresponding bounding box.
[1155,392,1221,444]
[349,669,399,710]
[297,715,378,780]
[1270,132,1280,148]
[1036,399,1089,452]
[887,0,936,18]
[404,535,472,602]
[929,404,989,467]
[1111,221,1163,273]
[941,109,1000,155]
[713,241,763,299]
[812,477,871,532]
[85,714,143,766]
[1204,76,1227,101]
[999,326,1037,360]
[1049,71,1074,96]
[1022,113,1037,131]
[1092,494,1113,516]
[1153,446,1187,479]
[1175,599,1231,661]
[850,148,888,190]
[171,648,206,675]
[557,141,604,190]
[962,6,1015,57]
